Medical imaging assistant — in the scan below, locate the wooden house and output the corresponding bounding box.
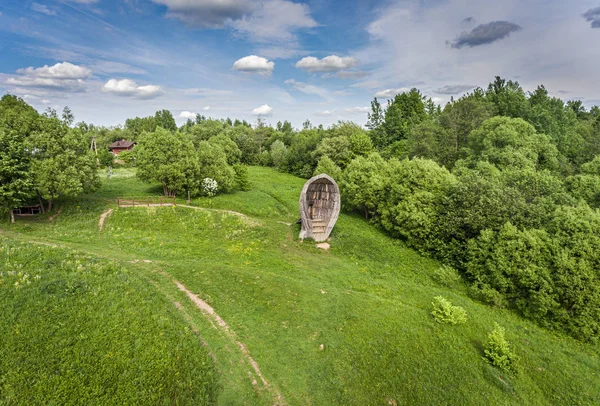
[108,140,136,155]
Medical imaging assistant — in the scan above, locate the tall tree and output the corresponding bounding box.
[154,109,177,132]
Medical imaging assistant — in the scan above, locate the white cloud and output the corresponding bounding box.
[179,111,197,119]
[374,88,410,98]
[17,62,91,80]
[252,104,273,116]
[233,0,317,43]
[102,79,162,99]
[232,55,274,75]
[152,0,254,28]
[284,79,331,100]
[203,106,211,110]
[315,109,336,116]
[4,62,91,93]
[32,3,56,16]
[345,106,370,114]
[296,55,359,73]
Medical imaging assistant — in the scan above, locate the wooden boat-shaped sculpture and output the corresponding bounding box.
[299,174,341,242]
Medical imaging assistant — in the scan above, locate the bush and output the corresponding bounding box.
[483,323,519,374]
[233,164,250,191]
[202,178,218,197]
[431,265,461,287]
[98,148,114,168]
[431,296,467,325]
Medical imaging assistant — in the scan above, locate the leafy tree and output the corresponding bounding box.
[367,97,385,148]
[208,134,242,165]
[381,89,427,147]
[135,128,199,196]
[340,153,387,219]
[439,89,496,165]
[378,158,455,251]
[270,140,288,170]
[485,76,530,119]
[0,127,33,222]
[186,119,228,147]
[349,131,373,158]
[228,125,259,164]
[30,116,100,211]
[465,117,559,171]
[98,148,114,168]
[314,155,342,180]
[154,109,177,132]
[125,116,157,138]
[314,136,352,169]
[407,120,456,168]
[233,164,250,191]
[196,141,235,192]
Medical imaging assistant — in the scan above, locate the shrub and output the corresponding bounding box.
[202,178,218,197]
[483,323,519,374]
[431,296,467,325]
[233,164,250,191]
[432,265,461,287]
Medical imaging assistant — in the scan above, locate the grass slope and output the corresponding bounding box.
[1,166,599,405]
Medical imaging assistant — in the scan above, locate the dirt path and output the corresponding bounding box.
[173,278,286,405]
[98,209,113,231]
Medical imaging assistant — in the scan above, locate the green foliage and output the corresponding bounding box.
[116,149,135,166]
[135,128,200,196]
[432,265,462,287]
[30,117,100,209]
[196,141,235,193]
[378,158,455,251]
[465,116,559,171]
[381,89,428,147]
[270,140,288,170]
[314,155,342,180]
[0,127,32,216]
[97,148,114,168]
[154,109,177,132]
[431,296,467,325]
[339,153,387,219]
[314,135,352,169]
[484,323,519,374]
[349,130,373,158]
[233,164,250,191]
[208,134,242,165]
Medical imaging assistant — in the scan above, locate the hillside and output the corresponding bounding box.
[1,166,599,405]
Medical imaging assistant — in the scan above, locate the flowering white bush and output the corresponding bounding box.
[202,178,218,197]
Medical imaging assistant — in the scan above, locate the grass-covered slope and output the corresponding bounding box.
[1,166,599,405]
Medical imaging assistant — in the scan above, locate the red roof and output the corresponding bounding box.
[108,140,135,149]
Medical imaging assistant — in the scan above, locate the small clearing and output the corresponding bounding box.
[177,204,261,226]
[98,209,113,231]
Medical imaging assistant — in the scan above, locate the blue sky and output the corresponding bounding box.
[0,0,599,128]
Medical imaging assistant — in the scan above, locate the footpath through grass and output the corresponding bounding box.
[1,166,599,405]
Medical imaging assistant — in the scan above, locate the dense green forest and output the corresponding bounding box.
[2,76,600,343]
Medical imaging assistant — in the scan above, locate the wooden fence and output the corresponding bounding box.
[117,196,176,208]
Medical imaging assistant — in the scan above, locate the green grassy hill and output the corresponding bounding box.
[1,166,599,405]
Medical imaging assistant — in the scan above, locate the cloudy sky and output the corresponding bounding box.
[0,0,599,128]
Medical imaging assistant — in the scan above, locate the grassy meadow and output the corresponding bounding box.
[1,166,599,405]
